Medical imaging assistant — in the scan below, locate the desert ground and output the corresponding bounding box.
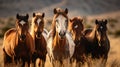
[0,0,120,67]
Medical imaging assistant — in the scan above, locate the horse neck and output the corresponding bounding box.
[89,27,98,41]
[30,23,36,39]
[100,32,109,44]
[53,32,67,48]
[73,32,83,42]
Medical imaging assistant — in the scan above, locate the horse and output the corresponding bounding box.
[47,8,75,67]
[30,12,48,67]
[68,17,88,67]
[84,19,110,66]
[2,14,35,67]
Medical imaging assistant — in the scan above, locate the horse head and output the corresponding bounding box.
[52,8,69,39]
[95,19,108,44]
[16,13,29,41]
[32,12,45,38]
[68,17,83,41]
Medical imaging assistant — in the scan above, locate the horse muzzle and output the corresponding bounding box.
[20,34,26,41]
[59,31,66,39]
[36,31,42,38]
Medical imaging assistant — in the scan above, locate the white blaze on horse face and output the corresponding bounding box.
[100,26,103,29]
[56,15,67,33]
[37,19,41,25]
[20,21,26,26]
[74,25,78,29]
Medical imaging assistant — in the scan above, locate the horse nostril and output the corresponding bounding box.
[38,31,42,34]
[36,31,42,37]
[20,34,26,40]
[59,32,61,36]
[59,31,66,37]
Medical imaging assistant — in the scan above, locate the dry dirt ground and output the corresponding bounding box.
[0,36,120,67]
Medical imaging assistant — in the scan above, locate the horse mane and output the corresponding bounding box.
[30,16,36,35]
[87,25,98,41]
[51,8,68,38]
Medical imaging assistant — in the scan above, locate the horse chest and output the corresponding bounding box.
[14,42,29,56]
[35,38,46,50]
[52,41,69,59]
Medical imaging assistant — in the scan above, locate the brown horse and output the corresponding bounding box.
[2,14,35,67]
[47,8,75,67]
[30,12,47,67]
[68,17,88,67]
[84,19,110,66]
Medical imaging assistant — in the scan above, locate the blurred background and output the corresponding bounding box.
[0,0,120,67]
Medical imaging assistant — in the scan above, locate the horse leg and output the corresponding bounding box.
[63,58,70,67]
[59,60,63,67]
[21,59,25,67]
[40,56,46,67]
[27,59,31,67]
[76,61,81,67]
[36,58,41,67]
[70,58,74,67]
[51,59,55,67]
[3,51,12,67]
[101,55,108,67]
[41,60,45,67]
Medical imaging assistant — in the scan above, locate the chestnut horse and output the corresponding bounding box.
[30,12,47,67]
[84,19,110,66]
[2,14,35,67]
[47,8,75,67]
[68,17,88,67]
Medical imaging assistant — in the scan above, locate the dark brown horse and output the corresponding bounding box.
[30,12,47,67]
[68,17,88,67]
[2,14,35,67]
[84,19,110,66]
[47,8,75,67]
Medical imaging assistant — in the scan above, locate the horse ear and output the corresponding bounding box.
[65,8,68,14]
[33,13,36,17]
[95,19,98,24]
[26,14,29,20]
[54,8,57,14]
[42,13,45,18]
[16,13,19,19]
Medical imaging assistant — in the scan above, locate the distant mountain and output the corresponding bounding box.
[0,0,120,18]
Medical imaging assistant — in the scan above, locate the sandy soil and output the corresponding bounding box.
[0,36,120,67]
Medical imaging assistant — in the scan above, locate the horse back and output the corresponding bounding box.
[83,28,92,36]
[3,28,16,40]
[3,28,17,57]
